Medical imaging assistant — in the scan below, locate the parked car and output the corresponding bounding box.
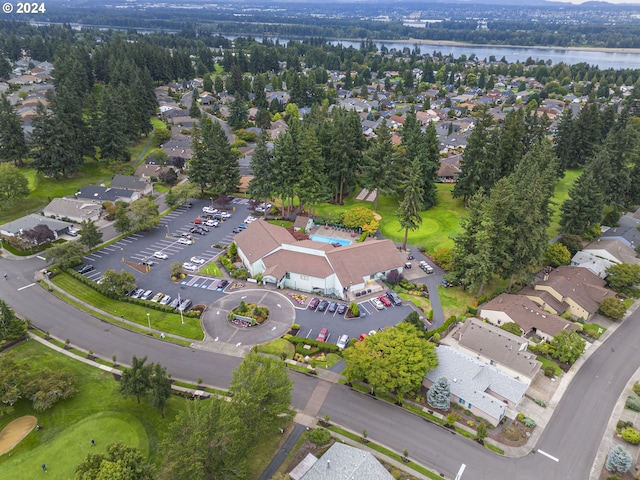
[182,262,198,272]
[371,298,385,310]
[180,232,193,238]
[153,251,168,260]
[160,294,172,305]
[193,218,202,224]
[67,228,78,237]
[386,290,402,306]
[141,260,156,267]
[190,256,206,265]
[168,297,181,309]
[178,237,193,245]
[140,290,154,300]
[316,328,329,342]
[336,334,350,350]
[317,300,329,312]
[378,295,392,307]
[205,219,219,227]
[177,299,192,312]
[202,206,217,214]
[308,298,320,310]
[77,264,94,274]
[359,333,369,341]
[130,288,145,299]
[337,304,347,315]
[328,301,338,313]
[151,292,164,303]
[232,227,242,234]
[216,280,229,291]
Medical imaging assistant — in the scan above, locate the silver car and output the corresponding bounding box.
[336,334,350,350]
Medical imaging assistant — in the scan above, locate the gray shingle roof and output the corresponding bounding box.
[109,175,148,192]
[0,214,72,235]
[425,346,528,422]
[300,442,394,480]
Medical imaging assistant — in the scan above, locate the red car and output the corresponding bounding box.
[316,328,329,342]
[378,294,392,307]
[193,218,202,224]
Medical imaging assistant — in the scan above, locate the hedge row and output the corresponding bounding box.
[425,315,461,340]
[219,256,249,280]
[62,268,199,318]
[284,334,340,354]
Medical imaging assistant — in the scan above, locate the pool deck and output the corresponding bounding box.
[311,225,359,242]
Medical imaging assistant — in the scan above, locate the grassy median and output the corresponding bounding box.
[50,272,204,340]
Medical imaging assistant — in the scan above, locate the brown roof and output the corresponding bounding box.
[518,286,568,315]
[262,249,334,280]
[326,239,404,286]
[457,318,541,379]
[234,220,295,261]
[134,164,172,178]
[293,216,309,229]
[437,162,460,178]
[536,266,615,315]
[481,293,578,337]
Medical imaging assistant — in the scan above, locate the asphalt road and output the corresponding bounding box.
[1,214,638,479]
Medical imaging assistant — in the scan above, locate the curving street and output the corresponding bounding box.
[1,252,637,479]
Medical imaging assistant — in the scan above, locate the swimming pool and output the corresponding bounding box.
[310,235,352,247]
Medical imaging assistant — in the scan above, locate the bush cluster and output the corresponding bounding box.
[309,428,331,446]
[622,427,640,445]
[425,315,460,340]
[286,336,339,355]
[220,252,249,280]
[625,391,640,412]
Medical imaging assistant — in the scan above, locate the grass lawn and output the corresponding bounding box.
[0,340,184,479]
[314,184,466,254]
[256,338,295,359]
[51,272,204,340]
[0,159,115,226]
[399,293,432,315]
[199,262,222,277]
[549,168,581,237]
[438,286,477,318]
[536,355,562,377]
[268,220,293,228]
[582,322,606,339]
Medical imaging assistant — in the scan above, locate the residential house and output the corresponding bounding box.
[529,265,616,320]
[437,155,461,183]
[293,215,314,232]
[449,318,541,385]
[422,345,528,426]
[43,198,102,224]
[109,175,153,195]
[601,212,640,248]
[289,442,394,480]
[0,214,73,240]
[579,238,640,268]
[570,250,616,279]
[162,135,193,160]
[75,186,140,204]
[134,163,174,181]
[479,293,579,341]
[234,220,404,299]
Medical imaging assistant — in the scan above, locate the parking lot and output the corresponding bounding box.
[73,196,417,348]
[76,198,254,309]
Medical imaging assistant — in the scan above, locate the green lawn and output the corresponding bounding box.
[199,262,222,276]
[549,168,582,237]
[50,272,204,340]
[0,341,183,479]
[314,184,467,254]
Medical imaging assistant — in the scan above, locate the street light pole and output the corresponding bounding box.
[147,312,150,329]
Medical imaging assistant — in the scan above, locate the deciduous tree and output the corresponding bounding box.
[44,241,86,268]
[149,362,172,418]
[100,269,137,297]
[599,297,628,320]
[343,322,438,402]
[75,442,155,480]
[544,242,571,267]
[549,330,585,365]
[605,263,640,291]
[228,354,294,442]
[23,368,76,411]
[0,163,29,207]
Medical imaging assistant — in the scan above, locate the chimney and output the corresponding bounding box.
[327,460,331,469]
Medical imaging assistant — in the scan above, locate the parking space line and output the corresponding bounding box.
[119,239,132,243]
[359,302,373,315]
[130,234,143,238]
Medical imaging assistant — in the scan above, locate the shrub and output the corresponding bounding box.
[626,391,640,412]
[349,302,359,317]
[309,428,331,446]
[521,417,536,428]
[432,247,453,270]
[386,270,403,285]
[634,382,640,396]
[622,427,640,445]
[599,297,627,320]
[605,445,632,474]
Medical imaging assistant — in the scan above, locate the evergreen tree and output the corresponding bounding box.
[360,119,397,211]
[571,100,601,167]
[248,135,274,205]
[149,362,172,418]
[189,87,201,118]
[495,108,525,179]
[453,106,497,206]
[78,220,103,251]
[296,128,327,215]
[560,169,604,235]
[228,97,248,129]
[427,377,451,410]
[397,156,424,250]
[605,445,632,474]
[0,95,28,166]
[97,85,130,162]
[119,356,152,404]
[271,131,299,215]
[553,108,575,175]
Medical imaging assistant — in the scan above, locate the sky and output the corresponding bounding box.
[551,0,640,3]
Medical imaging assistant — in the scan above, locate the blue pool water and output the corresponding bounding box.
[310,235,352,247]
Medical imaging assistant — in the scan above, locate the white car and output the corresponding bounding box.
[202,206,217,214]
[190,256,206,265]
[153,251,168,260]
[205,219,219,227]
[182,262,198,272]
[178,237,193,245]
[219,211,231,219]
[336,334,350,350]
[371,298,385,310]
